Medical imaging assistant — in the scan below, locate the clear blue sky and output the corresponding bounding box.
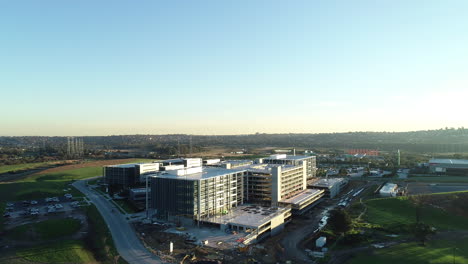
[1,1,468,136]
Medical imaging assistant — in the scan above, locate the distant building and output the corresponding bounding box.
[104,162,159,189]
[308,178,348,198]
[259,154,317,180]
[203,159,221,165]
[428,159,468,175]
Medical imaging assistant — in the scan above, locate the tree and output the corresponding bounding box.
[411,222,436,246]
[409,194,429,223]
[328,209,352,235]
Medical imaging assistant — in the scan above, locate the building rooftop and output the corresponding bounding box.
[264,155,312,161]
[380,183,398,193]
[238,164,300,174]
[106,162,158,168]
[309,178,346,188]
[205,205,290,228]
[151,167,246,181]
[280,189,324,205]
[106,163,138,168]
[429,159,468,165]
[220,160,253,165]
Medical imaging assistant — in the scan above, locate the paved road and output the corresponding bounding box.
[73,179,164,264]
[280,214,320,263]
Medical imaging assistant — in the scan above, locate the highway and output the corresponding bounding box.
[73,179,164,264]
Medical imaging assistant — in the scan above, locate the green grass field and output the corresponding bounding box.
[348,238,468,264]
[405,176,468,183]
[0,162,54,174]
[114,199,141,214]
[365,196,468,231]
[7,218,82,240]
[17,240,96,264]
[0,160,139,264]
[85,205,128,264]
[0,158,153,203]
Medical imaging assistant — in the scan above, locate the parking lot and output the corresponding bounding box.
[3,194,85,220]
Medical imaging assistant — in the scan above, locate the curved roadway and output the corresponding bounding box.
[73,179,164,264]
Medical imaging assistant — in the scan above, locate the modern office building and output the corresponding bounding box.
[104,162,159,188]
[243,163,307,206]
[150,167,245,221]
[259,154,317,180]
[308,178,348,198]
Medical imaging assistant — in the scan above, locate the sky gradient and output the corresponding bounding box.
[1,1,468,136]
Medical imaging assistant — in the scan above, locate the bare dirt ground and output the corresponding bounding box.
[34,159,144,175]
[134,223,283,264]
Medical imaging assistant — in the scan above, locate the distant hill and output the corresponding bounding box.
[2,128,468,153]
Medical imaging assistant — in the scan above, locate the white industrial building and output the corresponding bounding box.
[279,188,324,215]
[308,178,348,198]
[428,159,468,175]
[379,183,398,197]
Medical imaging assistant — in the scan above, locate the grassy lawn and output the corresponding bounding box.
[7,218,82,240]
[85,205,127,264]
[405,176,468,183]
[0,162,54,174]
[365,196,468,231]
[17,240,96,264]
[348,238,468,264]
[114,199,141,214]
[0,158,153,203]
[0,160,139,264]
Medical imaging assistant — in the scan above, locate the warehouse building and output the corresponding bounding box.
[308,178,348,198]
[259,154,317,180]
[428,159,468,175]
[104,162,159,189]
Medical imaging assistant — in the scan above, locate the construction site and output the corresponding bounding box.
[134,221,288,264]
